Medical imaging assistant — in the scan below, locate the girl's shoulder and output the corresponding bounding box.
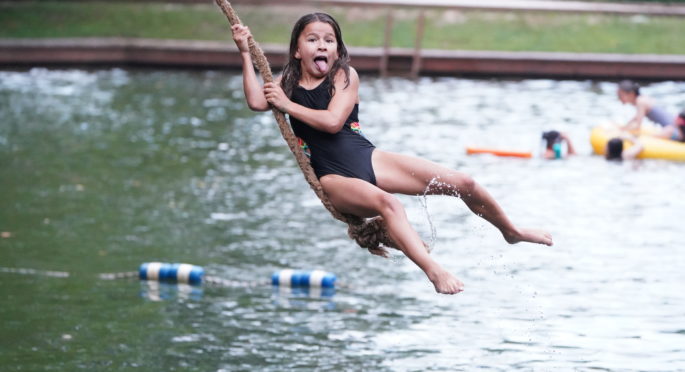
[332,66,359,88]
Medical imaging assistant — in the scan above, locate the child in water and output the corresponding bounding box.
[231,13,553,295]
[541,130,576,159]
[605,133,644,161]
[617,80,676,132]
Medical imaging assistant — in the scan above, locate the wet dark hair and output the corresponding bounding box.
[541,130,560,149]
[606,137,624,160]
[618,80,640,96]
[679,109,685,121]
[280,13,350,99]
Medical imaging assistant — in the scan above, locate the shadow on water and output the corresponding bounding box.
[1,68,684,371]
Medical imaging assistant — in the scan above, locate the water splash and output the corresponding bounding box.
[418,177,440,252]
[417,175,470,252]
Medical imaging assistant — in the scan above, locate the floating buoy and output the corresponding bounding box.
[466,146,532,158]
[139,262,204,285]
[271,269,336,288]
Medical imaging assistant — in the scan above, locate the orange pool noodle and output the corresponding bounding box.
[466,147,533,158]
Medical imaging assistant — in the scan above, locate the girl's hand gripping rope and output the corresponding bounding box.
[264,82,291,113]
[231,24,252,53]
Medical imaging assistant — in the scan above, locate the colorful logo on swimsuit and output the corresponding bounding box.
[297,137,311,158]
[350,122,364,136]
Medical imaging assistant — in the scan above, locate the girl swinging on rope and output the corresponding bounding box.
[231,13,553,295]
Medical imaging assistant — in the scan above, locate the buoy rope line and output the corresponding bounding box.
[97,272,272,289]
[0,266,70,278]
[1,265,345,290]
[0,266,265,288]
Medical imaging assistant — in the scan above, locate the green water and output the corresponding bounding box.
[2,69,684,371]
[1,69,412,371]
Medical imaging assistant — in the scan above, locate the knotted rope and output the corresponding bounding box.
[215,0,428,256]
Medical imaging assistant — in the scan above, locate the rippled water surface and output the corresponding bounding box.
[1,69,684,371]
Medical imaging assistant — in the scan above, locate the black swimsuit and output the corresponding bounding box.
[289,79,377,184]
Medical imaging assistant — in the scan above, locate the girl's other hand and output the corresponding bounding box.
[264,82,290,113]
[231,24,251,53]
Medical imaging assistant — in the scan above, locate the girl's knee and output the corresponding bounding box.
[461,174,476,192]
[375,192,404,217]
[449,173,476,194]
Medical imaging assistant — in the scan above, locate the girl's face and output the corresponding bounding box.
[617,89,635,104]
[295,21,339,78]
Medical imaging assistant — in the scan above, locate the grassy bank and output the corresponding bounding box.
[1,1,684,54]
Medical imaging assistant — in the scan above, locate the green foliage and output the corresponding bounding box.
[1,2,684,54]
[421,11,685,54]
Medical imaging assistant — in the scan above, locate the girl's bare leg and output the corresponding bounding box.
[319,174,464,294]
[372,150,553,246]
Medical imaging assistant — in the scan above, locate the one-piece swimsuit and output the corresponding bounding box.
[289,79,377,184]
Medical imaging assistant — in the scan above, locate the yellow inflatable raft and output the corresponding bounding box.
[590,123,685,161]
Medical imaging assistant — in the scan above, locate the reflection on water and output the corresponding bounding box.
[1,68,684,371]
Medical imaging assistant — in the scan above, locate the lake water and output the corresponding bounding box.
[1,68,683,371]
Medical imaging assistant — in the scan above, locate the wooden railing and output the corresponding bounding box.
[3,0,685,79]
[227,0,685,77]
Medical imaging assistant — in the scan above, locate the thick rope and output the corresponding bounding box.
[215,1,428,256]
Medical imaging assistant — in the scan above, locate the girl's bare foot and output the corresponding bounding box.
[427,269,464,294]
[504,227,553,246]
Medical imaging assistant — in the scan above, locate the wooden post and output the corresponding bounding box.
[380,9,393,77]
[411,9,425,78]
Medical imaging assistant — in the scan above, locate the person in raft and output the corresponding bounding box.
[541,130,576,159]
[605,132,644,161]
[617,80,676,132]
[231,13,553,295]
[655,109,685,142]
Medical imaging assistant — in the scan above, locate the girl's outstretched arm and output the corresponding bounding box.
[231,24,269,112]
[265,68,359,134]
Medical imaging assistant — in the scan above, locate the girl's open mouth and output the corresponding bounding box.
[314,56,328,73]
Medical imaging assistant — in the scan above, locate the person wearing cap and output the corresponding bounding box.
[541,130,576,159]
[605,132,644,161]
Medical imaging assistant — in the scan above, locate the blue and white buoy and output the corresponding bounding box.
[139,262,204,285]
[271,269,336,288]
